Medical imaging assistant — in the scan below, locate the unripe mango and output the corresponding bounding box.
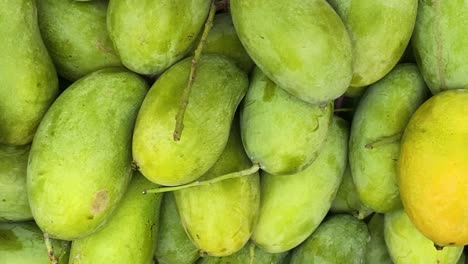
[175,122,260,256]
[241,67,333,175]
[155,193,200,264]
[107,0,211,75]
[28,68,148,240]
[231,0,352,103]
[366,214,392,264]
[384,210,463,264]
[350,64,427,213]
[289,214,369,264]
[252,117,348,253]
[0,222,69,264]
[133,55,248,186]
[36,0,122,81]
[0,144,32,222]
[412,0,468,94]
[69,174,162,264]
[328,0,417,88]
[0,0,58,145]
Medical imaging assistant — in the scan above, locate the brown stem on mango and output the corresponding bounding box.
[365,132,403,149]
[44,233,58,264]
[143,163,260,194]
[173,0,217,141]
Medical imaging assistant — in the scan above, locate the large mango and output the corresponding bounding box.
[231,0,352,103]
[27,68,148,240]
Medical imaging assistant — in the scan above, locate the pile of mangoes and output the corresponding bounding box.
[0,0,467,263]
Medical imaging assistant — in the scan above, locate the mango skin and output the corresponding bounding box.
[330,163,372,219]
[241,67,333,175]
[0,0,59,145]
[36,0,122,81]
[155,193,200,264]
[198,241,289,264]
[398,89,468,246]
[196,13,254,73]
[27,68,148,240]
[69,173,162,264]
[107,0,211,75]
[133,55,248,186]
[349,64,427,213]
[174,121,260,256]
[231,0,352,103]
[328,0,417,87]
[384,210,463,264]
[0,222,69,264]
[289,214,369,264]
[412,0,468,94]
[366,214,392,264]
[252,117,348,253]
[0,145,32,222]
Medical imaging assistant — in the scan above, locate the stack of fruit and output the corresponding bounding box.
[1,0,467,263]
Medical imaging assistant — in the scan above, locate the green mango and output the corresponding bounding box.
[174,121,260,257]
[330,163,373,219]
[366,214,392,264]
[252,117,348,253]
[107,0,211,75]
[230,0,352,104]
[289,214,370,264]
[457,253,465,264]
[69,173,162,264]
[384,210,463,264]
[349,64,427,213]
[412,0,468,94]
[0,0,58,145]
[36,0,122,81]
[0,222,69,264]
[327,0,417,88]
[240,67,333,175]
[27,68,148,240]
[155,193,200,264]
[133,54,248,186]
[197,241,289,264]
[196,13,254,73]
[0,144,32,222]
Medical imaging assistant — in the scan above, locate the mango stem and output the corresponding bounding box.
[365,132,403,149]
[143,163,260,194]
[249,242,255,264]
[173,0,217,141]
[44,233,58,264]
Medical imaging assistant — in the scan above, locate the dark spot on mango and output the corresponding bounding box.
[433,243,444,250]
[91,190,109,216]
[2,199,5,202]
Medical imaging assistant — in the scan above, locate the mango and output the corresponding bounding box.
[155,193,200,264]
[174,121,260,256]
[107,0,211,75]
[330,163,372,219]
[36,0,122,81]
[384,209,463,264]
[240,67,333,175]
[327,0,417,88]
[0,144,32,222]
[194,13,254,73]
[366,214,392,264]
[0,222,69,264]
[457,253,465,264]
[69,173,162,264]
[0,0,58,145]
[27,68,148,240]
[133,55,248,186]
[398,89,468,246]
[289,214,369,264]
[412,0,468,94]
[349,64,427,213]
[198,241,289,264]
[230,0,352,103]
[252,117,348,253]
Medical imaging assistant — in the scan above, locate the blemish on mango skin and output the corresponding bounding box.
[91,190,109,216]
